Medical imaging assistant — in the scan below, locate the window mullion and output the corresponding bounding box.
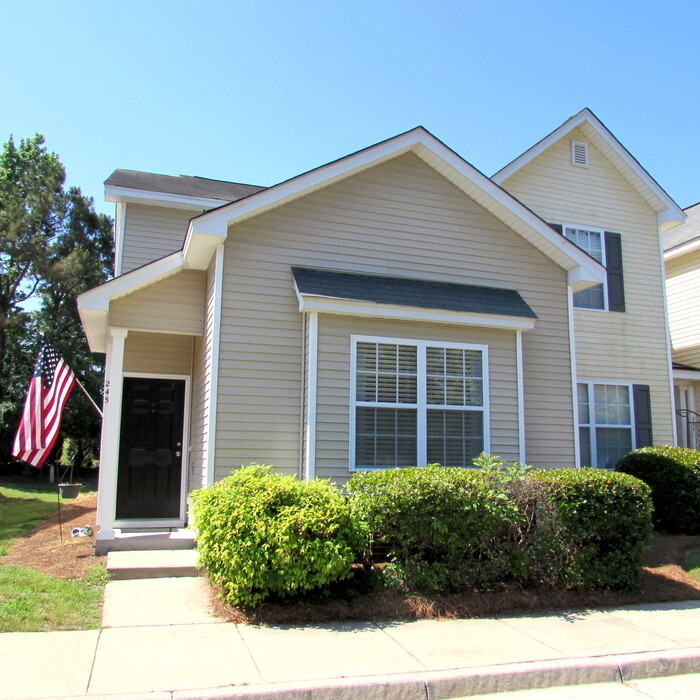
[588,383,598,468]
[417,343,427,468]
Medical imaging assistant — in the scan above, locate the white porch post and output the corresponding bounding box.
[95,328,128,546]
[516,330,526,465]
[304,312,318,481]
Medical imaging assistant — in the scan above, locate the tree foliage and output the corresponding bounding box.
[0,134,113,468]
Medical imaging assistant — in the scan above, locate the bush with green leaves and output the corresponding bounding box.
[190,465,364,606]
[530,468,652,590]
[348,465,562,592]
[616,446,700,534]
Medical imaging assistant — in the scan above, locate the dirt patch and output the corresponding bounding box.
[211,533,700,625]
[1,491,104,579]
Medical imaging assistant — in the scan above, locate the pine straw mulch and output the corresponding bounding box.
[1,491,104,579]
[211,533,700,625]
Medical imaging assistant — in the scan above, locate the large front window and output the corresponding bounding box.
[578,383,633,468]
[352,338,488,469]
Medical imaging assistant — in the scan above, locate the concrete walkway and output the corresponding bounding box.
[1,576,699,699]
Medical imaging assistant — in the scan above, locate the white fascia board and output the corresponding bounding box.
[664,237,700,261]
[411,138,605,279]
[105,184,223,211]
[296,294,537,331]
[674,369,700,381]
[183,127,603,282]
[493,109,685,225]
[77,252,185,353]
[192,130,420,230]
[183,219,229,269]
[78,251,185,311]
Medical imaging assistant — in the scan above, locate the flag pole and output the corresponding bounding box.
[73,377,103,418]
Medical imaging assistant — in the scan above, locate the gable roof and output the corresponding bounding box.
[81,125,607,351]
[664,202,700,259]
[183,126,606,285]
[292,267,538,319]
[105,169,265,210]
[492,108,685,232]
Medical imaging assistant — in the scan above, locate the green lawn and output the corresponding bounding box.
[0,476,105,632]
[0,565,106,632]
[685,549,700,585]
[0,481,58,556]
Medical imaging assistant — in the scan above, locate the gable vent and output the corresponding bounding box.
[571,140,589,166]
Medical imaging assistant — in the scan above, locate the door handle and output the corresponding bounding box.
[175,451,182,457]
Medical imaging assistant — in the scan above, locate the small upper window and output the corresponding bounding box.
[564,227,606,310]
[571,140,589,167]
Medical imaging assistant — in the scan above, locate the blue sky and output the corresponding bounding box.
[2,1,699,218]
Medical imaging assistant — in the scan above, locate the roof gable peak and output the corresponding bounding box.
[492,109,684,231]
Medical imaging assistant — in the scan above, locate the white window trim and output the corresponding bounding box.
[349,335,490,471]
[563,223,608,312]
[578,380,636,469]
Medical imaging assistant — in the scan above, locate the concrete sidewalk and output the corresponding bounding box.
[1,577,699,699]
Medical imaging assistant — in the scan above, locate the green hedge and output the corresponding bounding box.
[531,468,653,590]
[616,446,700,534]
[347,466,561,592]
[190,465,363,606]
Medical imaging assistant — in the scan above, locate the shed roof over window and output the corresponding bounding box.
[292,267,537,320]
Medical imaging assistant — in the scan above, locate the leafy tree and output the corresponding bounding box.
[0,134,113,468]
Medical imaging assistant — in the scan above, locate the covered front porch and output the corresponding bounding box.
[78,263,211,552]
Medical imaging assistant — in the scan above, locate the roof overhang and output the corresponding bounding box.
[674,368,700,381]
[77,252,185,352]
[183,127,606,288]
[492,108,686,233]
[664,237,700,262]
[295,294,537,331]
[105,184,225,211]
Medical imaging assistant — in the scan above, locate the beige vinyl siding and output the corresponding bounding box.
[188,257,218,492]
[121,204,199,274]
[123,331,193,375]
[501,127,674,445]
[109,271,206,336]
[214,153,575,481]
[667,249,700,368]
[315,316,519,484]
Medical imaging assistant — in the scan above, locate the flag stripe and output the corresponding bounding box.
[12,345,77,470]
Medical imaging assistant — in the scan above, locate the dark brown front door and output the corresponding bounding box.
[116,377,186,520]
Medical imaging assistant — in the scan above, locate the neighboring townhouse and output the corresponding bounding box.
[78,109,685,552]
[664,202,700,448]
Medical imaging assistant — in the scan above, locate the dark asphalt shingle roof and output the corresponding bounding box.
[292,267,538,319]
[105,169,266,202]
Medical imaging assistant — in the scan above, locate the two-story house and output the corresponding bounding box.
[78,109,685,552]
[664,202,700,448]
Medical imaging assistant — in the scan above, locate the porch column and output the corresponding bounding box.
[95,328,128,546]
[516,330,526,465]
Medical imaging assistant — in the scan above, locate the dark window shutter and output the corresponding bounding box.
[633,384,653,448]
[549,223,563,235]
[605,232,625,312]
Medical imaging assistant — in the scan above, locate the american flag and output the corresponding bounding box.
[12,344,76,469]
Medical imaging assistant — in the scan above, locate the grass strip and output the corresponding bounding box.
[0,565,106,632]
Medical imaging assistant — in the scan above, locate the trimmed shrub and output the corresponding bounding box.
[190,465,364,607]
[616,446,700,534]
[531,468,653,590]
[348,466,556,592]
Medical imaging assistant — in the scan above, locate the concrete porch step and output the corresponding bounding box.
[96,527,196,554]
[107,548,200,580]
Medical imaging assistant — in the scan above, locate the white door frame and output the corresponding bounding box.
[112,372,191,529]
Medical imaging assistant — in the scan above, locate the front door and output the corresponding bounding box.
[116,377,186,520]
